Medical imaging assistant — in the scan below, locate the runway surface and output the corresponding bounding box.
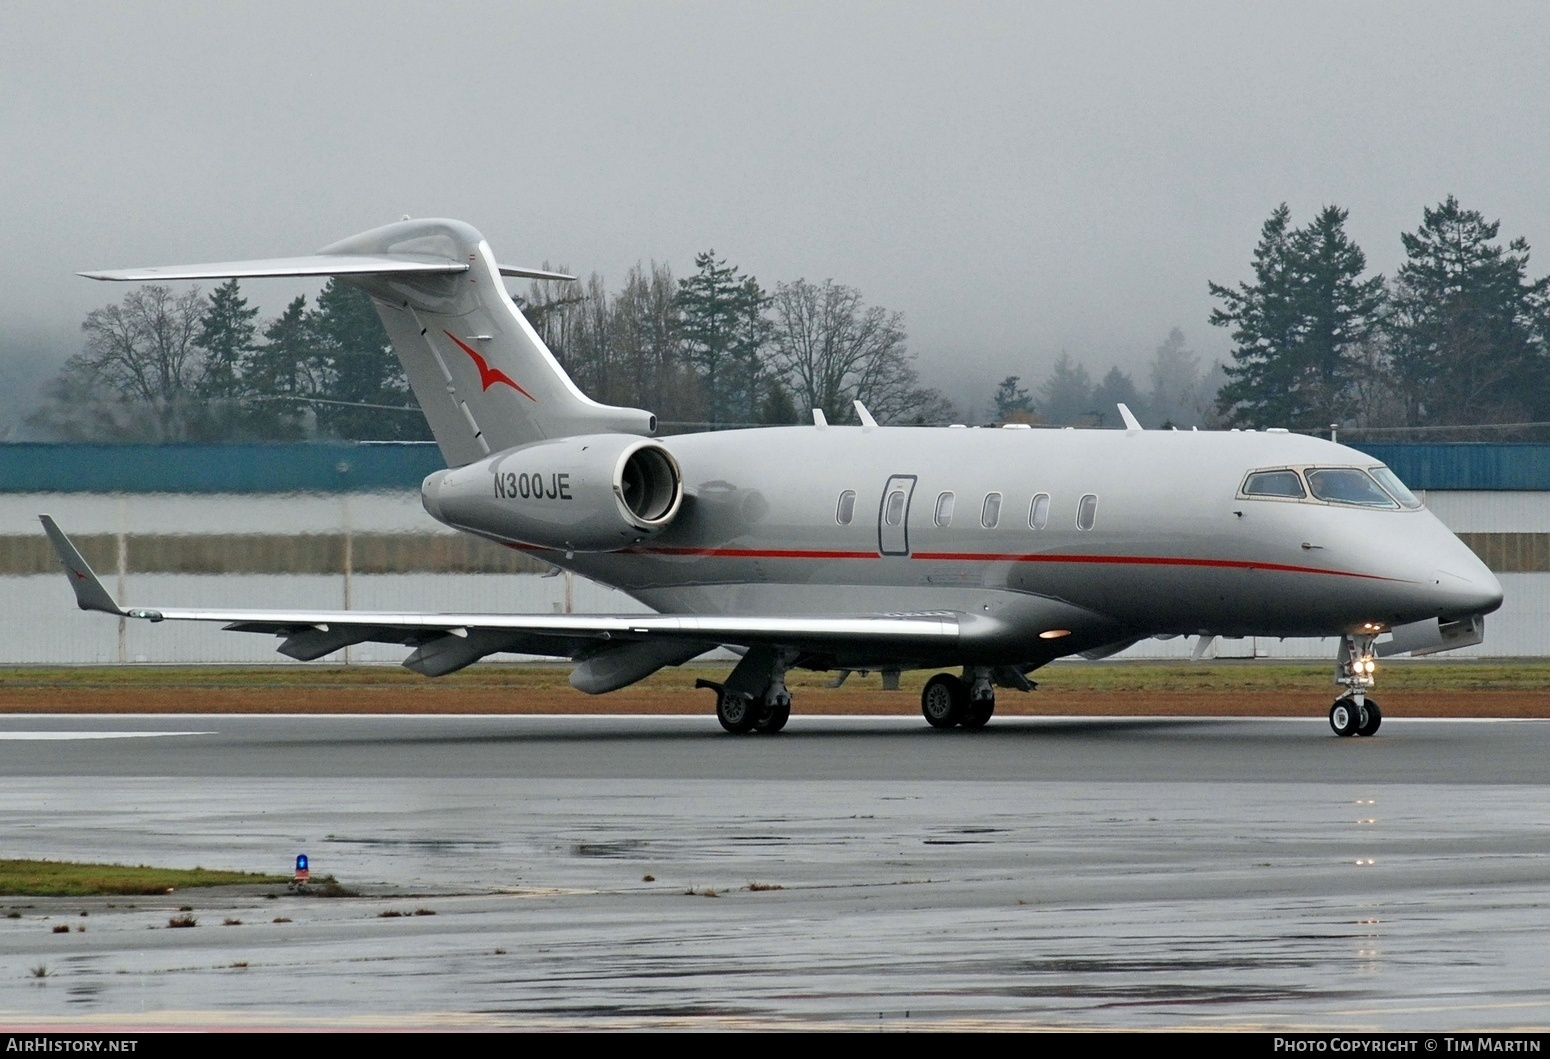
[3,714,1550,1031]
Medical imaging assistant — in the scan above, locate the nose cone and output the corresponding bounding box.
[1432,553,1504,616]
[1427,525,1504,616]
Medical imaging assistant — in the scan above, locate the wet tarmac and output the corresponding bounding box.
[2,714,1549,1030]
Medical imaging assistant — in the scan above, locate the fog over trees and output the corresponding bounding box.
[19,194,1550,442]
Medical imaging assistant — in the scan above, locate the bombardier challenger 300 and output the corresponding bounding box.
[45,219,1503,736]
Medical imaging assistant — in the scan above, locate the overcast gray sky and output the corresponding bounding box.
[4,1,1548,425]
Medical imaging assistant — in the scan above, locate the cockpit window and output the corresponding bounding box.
[1242,469,1306,499]
[1306,468,1398,508]
[1370,466,1423,509]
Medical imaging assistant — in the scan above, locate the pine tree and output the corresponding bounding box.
[308,280,430,440]
[677,252,771,425]
[1037,354,1094,425]
[240,295,323,438]
[1090,366,1142,427]
[195,279,258,401]
[1211,204,1385,429]
[992,375,1034,423]
[1146,328,1203,428]
[1386,196,1550,427]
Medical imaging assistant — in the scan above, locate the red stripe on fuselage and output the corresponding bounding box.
[498,541,1399,581]
[628,545,880,559]
[910,551,1401,581]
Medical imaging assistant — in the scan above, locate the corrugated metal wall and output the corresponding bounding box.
[1357,444,1550,490]
[0,474,1543,663]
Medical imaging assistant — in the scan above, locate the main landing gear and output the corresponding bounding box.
[921,669,997,730]
[698,645,795,735]
[699,679,791,734]
[1330,632,1383,738]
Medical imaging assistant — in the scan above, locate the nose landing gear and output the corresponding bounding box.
[1331,633,1383,737]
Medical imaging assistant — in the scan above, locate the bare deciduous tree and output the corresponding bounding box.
[29,285,210,440]
[83,285,207,408]
[770,279,953,425]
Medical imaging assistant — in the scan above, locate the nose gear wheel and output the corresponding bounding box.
[1330,696,1382,737]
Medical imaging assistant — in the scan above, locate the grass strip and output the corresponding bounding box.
[0,859,289,897]
[0,661,1547,692]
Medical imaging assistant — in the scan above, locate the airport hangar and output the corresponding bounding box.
[0,440,1543,665]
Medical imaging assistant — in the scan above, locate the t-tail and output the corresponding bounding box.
[81,219,656,467]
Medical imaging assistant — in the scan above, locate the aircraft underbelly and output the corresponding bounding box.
[579,545,1428,642]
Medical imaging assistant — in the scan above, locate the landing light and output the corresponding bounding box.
[1038,629,1072,640]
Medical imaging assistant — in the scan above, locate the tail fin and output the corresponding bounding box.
[82,218,655,467]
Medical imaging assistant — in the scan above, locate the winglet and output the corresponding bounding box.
[1117,403,1143,433]
[39,515,123,615]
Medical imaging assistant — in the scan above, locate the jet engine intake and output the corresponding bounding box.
[421,434,684,552]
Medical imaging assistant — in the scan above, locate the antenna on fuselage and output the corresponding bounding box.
[812,409,828,429]
[853,400,878,432]
[1117,403,1143,433]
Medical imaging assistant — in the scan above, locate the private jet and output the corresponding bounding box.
[45,219,1504,736]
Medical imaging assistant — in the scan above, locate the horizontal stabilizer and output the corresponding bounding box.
[80,255,576,284]
[497,264,578,281]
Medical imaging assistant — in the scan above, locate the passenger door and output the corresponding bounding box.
[877,475,917,556]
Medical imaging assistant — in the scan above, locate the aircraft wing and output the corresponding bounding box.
[41,516,958,677]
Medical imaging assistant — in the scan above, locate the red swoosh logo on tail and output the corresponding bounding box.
[443,331,536,401]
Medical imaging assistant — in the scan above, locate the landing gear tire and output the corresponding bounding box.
[755,697,791,734]
[961,698,995,730]
[1329,699,1361,738]
[922,674,967,729]
[717,690,759,734]
[1356,699,1382,737]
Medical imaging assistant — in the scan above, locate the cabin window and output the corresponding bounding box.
[934,491,955,527]
[1370,466,1423,509]
[1307,468,1398,509]
[1076,493,1098,530]
[836,490,856,525]
[1028,493,1050,530]
[981,492,1002,528]
[884,489,907,526]
[1242,469,1306,499]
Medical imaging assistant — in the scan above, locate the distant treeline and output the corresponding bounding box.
[989,195,1550,438]
[26,253,952,442]
[25,194,1550,441]
[1210,196,1550,437]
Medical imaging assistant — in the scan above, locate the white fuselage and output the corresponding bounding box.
[439,424,1502,669]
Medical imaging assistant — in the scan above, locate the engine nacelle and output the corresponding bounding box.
[421,434,683,552]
